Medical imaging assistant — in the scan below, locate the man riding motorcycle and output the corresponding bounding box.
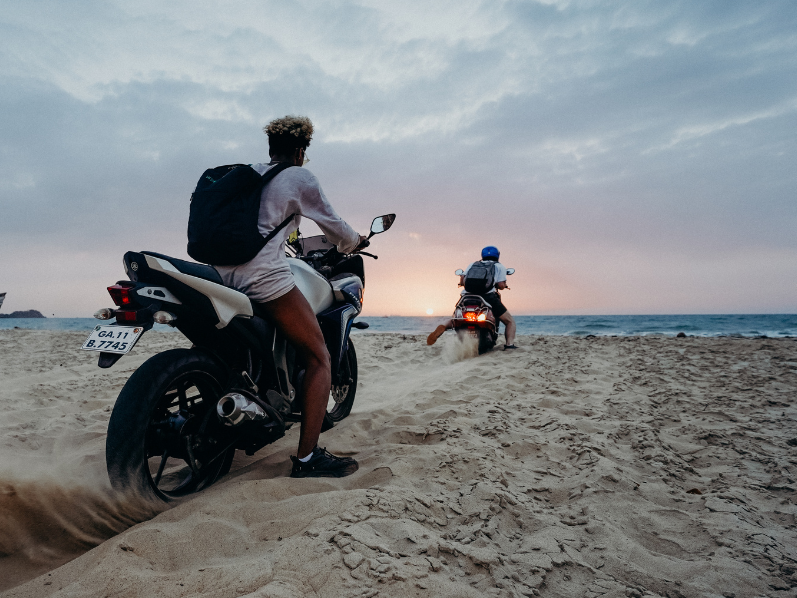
[427,246,517,350]
[214,115,367,477]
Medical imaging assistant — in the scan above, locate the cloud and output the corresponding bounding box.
[1,0,796,315]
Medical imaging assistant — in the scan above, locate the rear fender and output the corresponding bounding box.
[452,319,497,333]
[123,251,252,329]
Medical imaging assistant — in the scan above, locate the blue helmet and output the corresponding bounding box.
[481,246,500,261]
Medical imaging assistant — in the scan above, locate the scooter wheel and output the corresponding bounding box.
[478,329,496,354]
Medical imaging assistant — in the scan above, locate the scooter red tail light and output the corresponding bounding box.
[463,311,488,322]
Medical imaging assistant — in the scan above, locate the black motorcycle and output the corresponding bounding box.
[82,214,395,501]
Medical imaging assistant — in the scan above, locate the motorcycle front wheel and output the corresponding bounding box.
[328,340,358,422]
[106,349,236,502]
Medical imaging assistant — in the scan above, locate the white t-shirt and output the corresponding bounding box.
[216,163,360,303]
[461,260,507,295]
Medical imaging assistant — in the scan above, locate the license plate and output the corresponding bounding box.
[81,325,144,354]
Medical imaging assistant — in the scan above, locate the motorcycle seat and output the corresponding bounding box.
[140,251,224,285]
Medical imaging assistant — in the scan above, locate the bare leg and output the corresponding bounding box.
[427,319,454,345]
[256,287,331,459]
[499,312,516,346]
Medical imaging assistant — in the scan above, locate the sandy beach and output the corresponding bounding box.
[1,329,796,597]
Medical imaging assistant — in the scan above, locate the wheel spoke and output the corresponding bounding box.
[153,448,170,486]
[140,367,234,498]
[184,437,201,478]
[178,381,188,410]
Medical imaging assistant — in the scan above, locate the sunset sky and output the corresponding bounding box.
[1,1,795,317]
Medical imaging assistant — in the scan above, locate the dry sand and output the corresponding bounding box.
[1,329,796,598]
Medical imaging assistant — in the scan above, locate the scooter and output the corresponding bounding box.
[82,214,395,501]
[450,266,514,354]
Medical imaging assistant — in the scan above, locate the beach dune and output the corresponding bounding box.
[1,329,796,597]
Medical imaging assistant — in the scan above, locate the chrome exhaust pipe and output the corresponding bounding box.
[216,393,266,426]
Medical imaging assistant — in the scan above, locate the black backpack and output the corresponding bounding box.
[187,162,295,265]
[463,261,496,294]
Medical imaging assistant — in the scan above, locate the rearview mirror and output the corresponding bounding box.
[506,268,515,275]
[370,214,396,235]
[455,269,464,276]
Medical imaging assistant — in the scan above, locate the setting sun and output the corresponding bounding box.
[426,308,434,315]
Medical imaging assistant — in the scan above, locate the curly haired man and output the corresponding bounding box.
[215,115,367,477]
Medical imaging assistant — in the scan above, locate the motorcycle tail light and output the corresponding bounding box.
[108,282,136,306]
[115,310,138,322]
[477,313,487,322]
[115,308,151,323]
[464,312,478,322]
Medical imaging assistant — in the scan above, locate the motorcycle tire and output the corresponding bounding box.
[106,348,235,502]
[328,340,358,422]
[478,329,495,355]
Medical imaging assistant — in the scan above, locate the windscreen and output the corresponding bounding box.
[299,234,335,255]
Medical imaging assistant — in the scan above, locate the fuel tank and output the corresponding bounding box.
[288,258,334,314]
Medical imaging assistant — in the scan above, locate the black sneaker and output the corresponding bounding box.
[290,447,359,478]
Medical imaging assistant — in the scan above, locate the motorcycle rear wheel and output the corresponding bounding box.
[106,348,235,502]
[328,340,358,422]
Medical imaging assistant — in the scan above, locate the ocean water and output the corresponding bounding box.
[358,314,797,338]
[1,314,795,337]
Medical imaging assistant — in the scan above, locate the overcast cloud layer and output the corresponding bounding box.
[1,0,796,316]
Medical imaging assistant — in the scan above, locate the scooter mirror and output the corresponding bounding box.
[455,269,464,276]
[506,268,515,275]
[370,214,396,235]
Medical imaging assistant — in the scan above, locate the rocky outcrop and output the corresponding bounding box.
[0,310,46,318]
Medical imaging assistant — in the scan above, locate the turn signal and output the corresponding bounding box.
[153,311,177,325]
[93,308,115,320]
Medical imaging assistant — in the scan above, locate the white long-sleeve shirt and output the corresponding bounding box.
[215,162,360,303]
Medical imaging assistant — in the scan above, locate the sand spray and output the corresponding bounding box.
[0,454,164,586]
[441,332,479,363]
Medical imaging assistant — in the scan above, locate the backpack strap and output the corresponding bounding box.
[263,212,297,246]
[259,161,294,184]
[258,162,297,248]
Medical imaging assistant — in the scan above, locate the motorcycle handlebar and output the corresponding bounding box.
[320,239,372,264]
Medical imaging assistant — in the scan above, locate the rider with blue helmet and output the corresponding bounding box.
[481,246,500,261]
[427,246,517,349]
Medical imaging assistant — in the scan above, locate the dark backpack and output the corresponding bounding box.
[187,162,295,265]
[463,261,496,294]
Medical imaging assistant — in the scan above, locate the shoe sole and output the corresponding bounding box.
[291,463,359,478]
[427,325,446,346]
